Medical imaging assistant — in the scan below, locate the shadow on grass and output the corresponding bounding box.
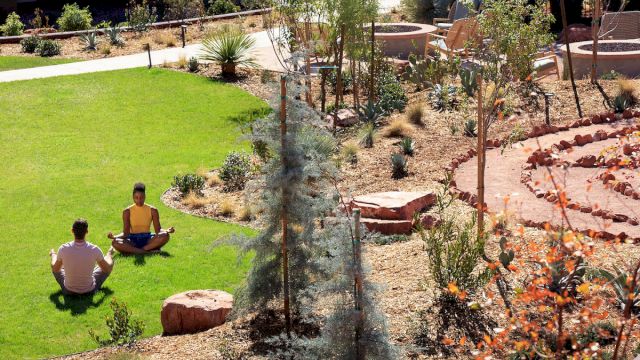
[115,251,171,266]
[49,287,114,316]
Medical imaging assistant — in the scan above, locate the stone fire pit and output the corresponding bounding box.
[560,39,640,78]
[367,23,437,59]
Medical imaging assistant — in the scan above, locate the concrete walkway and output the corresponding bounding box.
[0,30,284,83]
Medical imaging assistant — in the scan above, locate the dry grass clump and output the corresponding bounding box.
[383,118,413,138]
[181,192,212,209]
[406,103,425,126]
[340,141,359,164]
[152,32,176,47]
[218,199,235,217]
[196,166,209,178]
[238,206,252,221]
[176,54,188,69]
[207,173,223,187]
[617,78,637,105]
[98,43,111,55]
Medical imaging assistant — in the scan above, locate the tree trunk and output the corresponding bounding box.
[560,0,583,118]
[590,0,600,83]
[279,77,291,335]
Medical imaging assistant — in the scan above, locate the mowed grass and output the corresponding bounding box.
[0,55,78,71]
[0,68,267,359]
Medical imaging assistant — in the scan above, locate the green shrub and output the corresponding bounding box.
[252,139,270,161]
[208,0,240,15]
[126,0,157,33]
[187,56,199,72]
[417,179,490,294]
[328,69,353,94]
[172,173,205,195]
[401,0,448,23]
[89,298,144,347]
[576,321,616,346]
[164,0,206,21]
[57,3,93,31]
[218,151,251,191]
[20,35,41,53]
[600,70,621,80]
[36,39,61,57]
[391,153,408,179]
[377,69,407,114]
[1,12,25,36]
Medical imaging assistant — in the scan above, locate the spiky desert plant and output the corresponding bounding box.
[464,119,477,137]
[226,76,337,325]
[359,122,377,148]
[105,26,124,46]
[80,31,99,50]
[199,26,258,77]
[391,153,408,179]
[399,136,415,156]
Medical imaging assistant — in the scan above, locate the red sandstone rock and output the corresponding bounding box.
[559,140,572,149]
[629,218,639,226]
[161,290,233,336]
[576,155,597,167]
[580,206,592,213]
[634,110,640,117]
[613,214,629,223]
[592,114,602,124]
[623,144,634,156]
[419,214,441,229]
[326,108,358,127]
[608,131,619,139]
[623,109,633,119]
[581,118,592,126]
[570,120,581,128]
[624,188,634,197]
[575,135,588,146]
[350,192,435,220]
[360,218,413,234]
[602,173,615,183]
[594,130,608,141]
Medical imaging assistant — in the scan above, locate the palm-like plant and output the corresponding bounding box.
[199,28,258,77]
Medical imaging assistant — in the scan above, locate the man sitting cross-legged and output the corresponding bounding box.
[50,219,115,295]
[108,182,175,254]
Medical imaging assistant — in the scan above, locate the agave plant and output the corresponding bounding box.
[199,28,258,77]
[613,94,630,114]
[105,26,123,46]
[80,31,99,51]
[459,67,478,97]
[357,99,384,125]
[429,83,458,112]
[463,119,477,137]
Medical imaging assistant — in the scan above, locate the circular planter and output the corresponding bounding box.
[366,23,437,60]
[560,39,640,78]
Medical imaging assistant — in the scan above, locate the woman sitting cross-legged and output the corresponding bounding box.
[108,182,175,255]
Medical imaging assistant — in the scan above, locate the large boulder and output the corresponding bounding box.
[360,218,413,235]
[161,290,233,336]
[350,191,436,220]
[325,108,359,127]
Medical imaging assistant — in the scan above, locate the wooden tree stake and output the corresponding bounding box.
[334,24,346,134]
[590,0,600,83]
[353,209,365,360]
[476,73,485,239]
[369,21,375,104]
[279,76,291,335]
[560,0,583,117]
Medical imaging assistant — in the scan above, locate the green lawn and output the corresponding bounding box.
[0,68,267,359]
[0,56,78,71]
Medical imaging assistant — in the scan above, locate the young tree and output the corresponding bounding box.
[163,0,205,22]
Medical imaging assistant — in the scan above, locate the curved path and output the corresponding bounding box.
[453,114,640,240]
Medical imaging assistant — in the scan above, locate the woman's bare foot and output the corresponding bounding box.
[167,227,175,234]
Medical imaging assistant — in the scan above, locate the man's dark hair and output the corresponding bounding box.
[72,219,89,239]
[133,182,146,194]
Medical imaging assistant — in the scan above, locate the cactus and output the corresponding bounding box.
[498,237,515,270]
[460,67,478,97]
[80,31,99,50]
[402,54,433,90]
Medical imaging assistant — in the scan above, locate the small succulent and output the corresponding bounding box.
[391,153,408,179]
[613,94,629,114]
[399,137,415,156]
[188,56,199,72]
[463,119,477,137]
[80,31,99,51]
[498,237,514,270]
[429,84,458,112]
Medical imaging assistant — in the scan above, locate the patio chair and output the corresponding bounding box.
[433,0,482,33]
[532,51,560,80]
[426,18,480,59]
[599,11,640,40]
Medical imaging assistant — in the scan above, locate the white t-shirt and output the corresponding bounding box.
[57,241,104,293]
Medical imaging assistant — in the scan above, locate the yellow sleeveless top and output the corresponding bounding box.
[129,204,152,234]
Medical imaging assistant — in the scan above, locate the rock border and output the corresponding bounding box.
[445,109,640,242]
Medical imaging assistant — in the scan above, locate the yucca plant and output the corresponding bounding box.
[80,31,99,51]
[463,119,477,137]
[613,94,630,114]
[399,136,415,156]
[391,153,408,179]
[592,266,640,312]
[359,122,376,148]
[188,56,199,72]
[199,27,258,77]
[105,26,123,46]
